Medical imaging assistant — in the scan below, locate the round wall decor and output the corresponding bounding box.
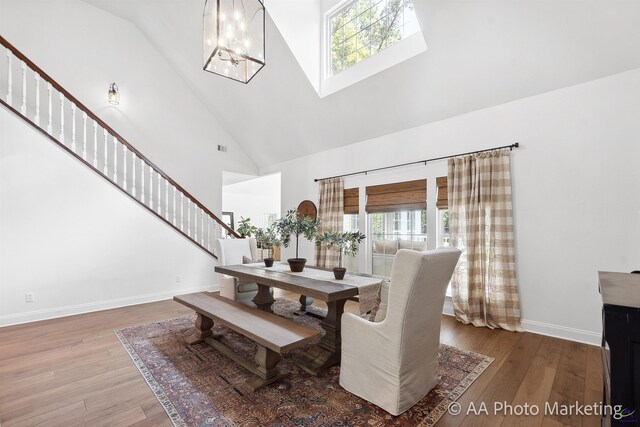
[297,200,318,220]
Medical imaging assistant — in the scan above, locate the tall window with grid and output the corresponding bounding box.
[329,0,419,76]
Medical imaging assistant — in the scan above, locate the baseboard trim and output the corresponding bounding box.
[441,296,600,346]
[0,285,219,328]
[520,319,600,346]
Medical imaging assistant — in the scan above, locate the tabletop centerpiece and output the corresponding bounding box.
[316,230,366,279]
[255,224,282,267]
[275,209,321,272]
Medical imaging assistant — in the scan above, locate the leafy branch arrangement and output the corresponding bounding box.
[275,209,321,260]
[316,230,366,269]
[236,217,257,238]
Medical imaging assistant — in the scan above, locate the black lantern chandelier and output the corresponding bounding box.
[203,0,265,84]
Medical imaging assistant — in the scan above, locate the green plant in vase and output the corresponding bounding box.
[316,230,366,279]
[255,224,282,267]
[275,209,321,272]
[236,217,257,238]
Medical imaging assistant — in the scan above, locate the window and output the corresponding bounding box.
[370,210,427,277]
[329,0,419,76]
[343,213,360,273]
[263,213,277,227]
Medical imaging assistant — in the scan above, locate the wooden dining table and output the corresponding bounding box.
[214,263,372,374]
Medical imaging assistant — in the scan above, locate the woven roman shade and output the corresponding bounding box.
[344,187,359,214]
[436,176,448,209]
[365,179,426,213]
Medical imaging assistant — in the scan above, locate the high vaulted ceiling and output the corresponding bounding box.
[86,0,640,170]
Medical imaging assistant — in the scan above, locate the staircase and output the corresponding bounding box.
[0,36,240,259]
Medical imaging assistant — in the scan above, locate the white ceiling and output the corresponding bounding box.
[85,0,640,170]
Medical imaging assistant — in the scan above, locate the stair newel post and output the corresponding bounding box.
[82,112,87,160]
[70,103,76,152]
[112,136,118,183]
[131,151,136,197]
[6,50,12,105]
[122,145,127,191]
[140,159,145,203]
[172,187,176,226]
[34,72,40,126]
[180,193,184,231]
[103,129,108,175]
[47,83,52,135]
[20,61,26,115]
[92,121,98,167]
[59,93,64,143]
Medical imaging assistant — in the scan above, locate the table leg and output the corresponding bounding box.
[253,283,275,313]
[297,298,346,374]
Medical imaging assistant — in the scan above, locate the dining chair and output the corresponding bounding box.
[339,247,462,415]
[214,238,261,305]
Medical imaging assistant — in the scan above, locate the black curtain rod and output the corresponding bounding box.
[314,142,520,182]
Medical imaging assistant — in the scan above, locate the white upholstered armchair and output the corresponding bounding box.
[339,248,462,415]
[214,238,260,305]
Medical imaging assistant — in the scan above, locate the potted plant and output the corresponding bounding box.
[255,224,281,267]
[275,209,321,272]
[236,217,257,238]
[316,230,366,279]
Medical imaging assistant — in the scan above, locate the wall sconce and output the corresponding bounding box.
[108,83,120,105]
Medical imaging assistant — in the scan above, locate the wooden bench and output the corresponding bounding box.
[173,292,320,391]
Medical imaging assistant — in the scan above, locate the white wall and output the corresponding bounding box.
[0,108,219,326]
[0,0,257,325]
[0,0,258,213]
[222,173,281,230]
[262,68,640,345]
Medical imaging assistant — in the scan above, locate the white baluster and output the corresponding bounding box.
[6,50,12,105]
[20,61,26,115]
[112,137,118,182]
[82,112,87,160]
[103,129,108,175]
[193,207,197,240]
[140,159,145,203]
[122,145,127,191]
[92,121,98,167]
[165,180,169,220]
[157,173,162,215]
[47,83,52,135]
[59,93,64,143]
[70,103,76,152]
[207,217,211,250]
[131,151,136,197]
[34,73,40,126]
[148,167,153,209]
[187,201,191,237]
[180,194,184,231]
[172,187,176,225]
[201,210,204,245]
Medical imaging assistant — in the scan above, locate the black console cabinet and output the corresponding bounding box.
[599,271,640,426]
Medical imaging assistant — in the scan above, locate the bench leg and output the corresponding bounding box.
[185,313,216,345]
[245,345,290,392]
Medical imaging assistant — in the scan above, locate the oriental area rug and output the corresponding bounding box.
[115,298,493,427]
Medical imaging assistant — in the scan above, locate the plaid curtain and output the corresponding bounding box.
[315,178,344,268]
[447,150,523,332]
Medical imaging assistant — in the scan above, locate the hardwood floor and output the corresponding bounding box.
[0,291,602,426]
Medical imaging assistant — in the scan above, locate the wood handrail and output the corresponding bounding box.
[0,35,241,239]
